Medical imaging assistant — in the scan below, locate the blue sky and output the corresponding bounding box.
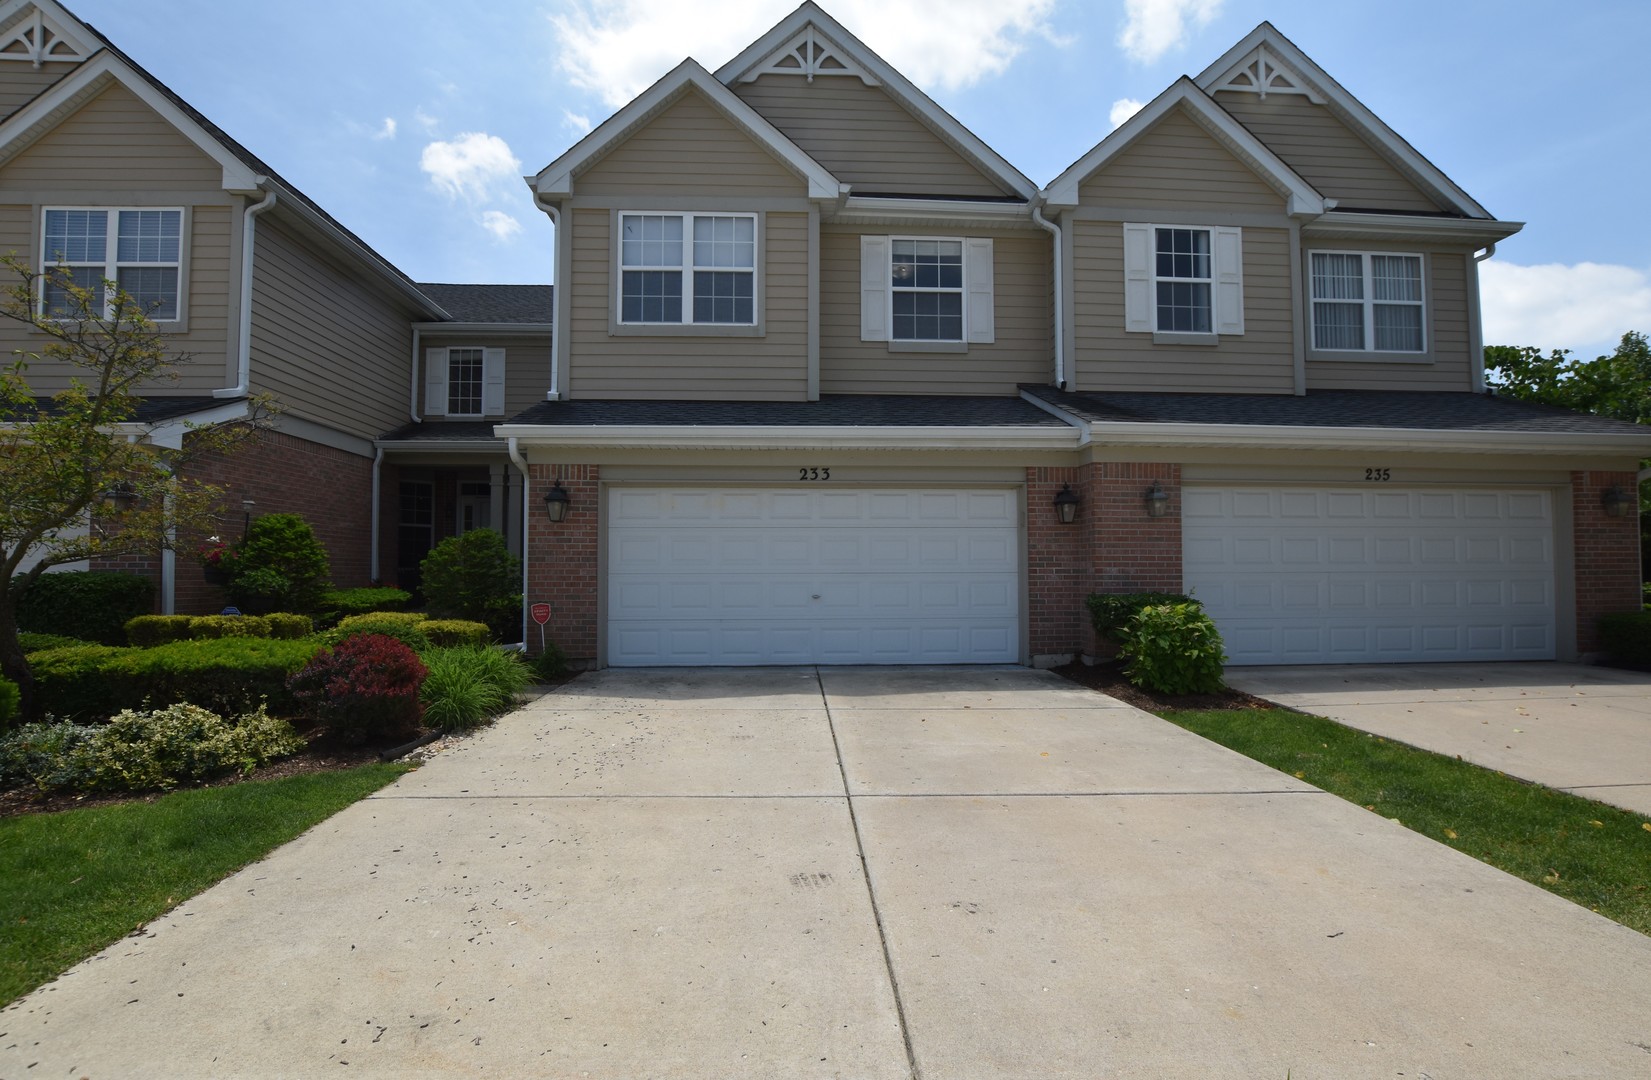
[69,0,1651,360]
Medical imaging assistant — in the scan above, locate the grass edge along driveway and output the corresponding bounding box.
[0,763,410,1006]
[1160,707,1651,937]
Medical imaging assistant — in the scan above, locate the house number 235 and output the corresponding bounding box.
[1364,468,1391,482]
[798,467,831,480]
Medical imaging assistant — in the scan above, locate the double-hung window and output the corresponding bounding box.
[858,235,994,346]
[891,238,964,341]
[1122,223,1242,339]
[424,346,505,417]
[619,212,756,326]
[1310,251,1425,353]
[41,208,182,320]
[1153,227,1211,334]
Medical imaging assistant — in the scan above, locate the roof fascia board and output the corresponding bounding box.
[375,439,504,455]
[715,2,1037,202]
[1302,212,1523,245]
[111,399,251,450]
[0,51,261,190]
[1073,420,1651,457]
[534,59,842,201]
[834,196,1033,226]
[493,423,1079,451]
[1044,78,1323,215]
[1196,23,1491,219]
[413,321,554,334]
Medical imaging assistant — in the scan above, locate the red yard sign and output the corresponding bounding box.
[530,603,551,626]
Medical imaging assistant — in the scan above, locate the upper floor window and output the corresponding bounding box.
[424,346,505,418]
[891,239,963,341]
[619,212,756,326]
[859,235,994,347]
[1310,251,1425,353]
[1154,228,1211,334]
[41,207,182,321]
[1123,222,1243,340]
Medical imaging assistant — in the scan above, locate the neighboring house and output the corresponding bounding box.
[3,0,1646,666]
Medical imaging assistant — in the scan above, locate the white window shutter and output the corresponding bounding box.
[860,234,890,342]
[482,348,506,415]
[1213,226,1244,335]
[1122,223,1152,333]
[964,237,994,343]
[424,348,448,417]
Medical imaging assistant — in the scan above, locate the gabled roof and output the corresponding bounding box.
[0,0,96,67]
[716,2,1037,202]
[1043,77,1324,215]
[1196,23,1491,219]
[532,58,842,201]
[416,284,552,325]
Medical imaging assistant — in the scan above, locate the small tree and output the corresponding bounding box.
[0,255,273,715]
[224,512,331,613]
[419,528,521,641]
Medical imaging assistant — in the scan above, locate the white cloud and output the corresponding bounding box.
[480,211,524,242]
[1479,260,1651,357]
[550,0,1060,109]
[420,132,523,202]
[413,109,440,135]
[372,117,397,141]
[1118,0,1222,64]
[562,109,592,137]
[1109,98,1145,129]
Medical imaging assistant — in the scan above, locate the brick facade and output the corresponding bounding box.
[525,463,600,663]
[1025,465,1090,662]
[1571,470,1644,656]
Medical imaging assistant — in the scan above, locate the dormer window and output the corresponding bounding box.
[619,212,756,326]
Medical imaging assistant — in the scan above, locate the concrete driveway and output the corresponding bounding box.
[1226,662,1651,815]
[5,666,1651,1078]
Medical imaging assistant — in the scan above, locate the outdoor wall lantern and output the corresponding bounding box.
[101,481,138,513]
[543,481,571,523]
[1601,486,1634,518]
[1053,484,1081,524]
[241,496,256,537]
[1144,481,1170,518]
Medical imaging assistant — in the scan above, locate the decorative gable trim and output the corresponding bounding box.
[716,1,1037,202]
[0,1,96,68]
[532,59,842,201]
[1043,78,1324,216]
[736,24,877,86]
[1197,23,1490,219]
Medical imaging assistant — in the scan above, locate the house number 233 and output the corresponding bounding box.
[797,467,831,480]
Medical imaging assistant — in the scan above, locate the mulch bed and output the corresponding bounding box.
[1049,657,1275,713]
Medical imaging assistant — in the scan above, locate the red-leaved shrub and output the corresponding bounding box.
[287,633,427,744]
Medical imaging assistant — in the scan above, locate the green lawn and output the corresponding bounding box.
[0,764,410,1006]
[1161,707,1651,936]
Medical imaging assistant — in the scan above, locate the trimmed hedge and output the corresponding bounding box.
[265,612,313,639]
[1599,611,1651,671]
[18,632,90,654]
[0,675,18,731]
[421,619,492,648]
[189,615,273,639]
[31,638,320,720]
[125,612,311,645]
[321,587,411,618]
[126,615,195,647]
[1086,592,1201,644]
[13,571,154,645]
[326,612,431,652]
[29,645,133,720]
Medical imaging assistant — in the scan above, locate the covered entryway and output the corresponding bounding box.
[1183,485,1556,664]
[607,487,1020,665]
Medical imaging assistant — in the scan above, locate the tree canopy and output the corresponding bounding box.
[1485,331,1651,424]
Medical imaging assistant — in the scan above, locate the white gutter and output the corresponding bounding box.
[492,424,1081,452]
[1469,243,1497,394]
[215,188,277,399]
[407,326,421,424]
[531,193,563,401]
[1045,420,1651,458]
[1030,203,1065,389]
[506,437,531,648]
[369,445,384,580]
[1302,212,1523,244]
[836,196,1036,223]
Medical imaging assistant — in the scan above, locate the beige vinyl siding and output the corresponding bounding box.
[1078,106,1284,213]
[3,82,222,190]
[575,88,805,198]
[818,225,1052,395]
[0,60,76,121]
[1071,220,1295,394]
[418,333,551,418]
[732,75,1011,198]
[567,208,809,400]
[1306,250,1474,391]
[1215,92,1444,213]
[248,215,415,438]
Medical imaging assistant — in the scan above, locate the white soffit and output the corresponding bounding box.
[1196,23,1492,220]
[715,1,1037,202]
[1043,77,1323,215]
[532,58,842,201]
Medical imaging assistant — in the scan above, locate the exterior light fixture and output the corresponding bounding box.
[1144,481,1170,518]
[241,496,256,537]
[1601,486,1634,519]
[1053,484,1081,525]
[543,480,571,523]
[101,481,138,512]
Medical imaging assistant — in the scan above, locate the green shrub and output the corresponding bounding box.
[188,614,274,640]
[1118,602,1227,695]
[289,634,427,744]
[419,529,521,642]
[321,587,411,618]
[421,619,492,648]
[1086,592,1201,644]
[420,646,532,732]
[225,513,331,614]
[326,611,431,652]
[13,571,154,645]
[126,615,195,647]
[0,675,18,731]
[530,642,570,681]
[30,638,318,720]
[29,644,134,720]
[0,704,302,793]
[1599,611,1651,671]
[264,612,313,639]
[18,632,89,654]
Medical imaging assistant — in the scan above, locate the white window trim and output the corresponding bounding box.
[38,205,187,324]
[425,346,505,418]
[860,234,994,346]
[1123,222,1243,340]
[1309,249,1427,355]
[615,210,760,328]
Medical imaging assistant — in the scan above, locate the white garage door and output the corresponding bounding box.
[1183,486,1555,664]
[608,487,1020,666]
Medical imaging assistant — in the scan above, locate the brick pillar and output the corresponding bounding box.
[1026,465,1089,664]
[1572,470,1643,656]
[1086,463,1182,655]
[526,464,599,664]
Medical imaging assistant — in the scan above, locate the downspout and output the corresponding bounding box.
[408,327,422,424]
[215,189,277,399]
[1470,243,1497,394]
[507,437,531,649]
[369,445,384,581]
[532,193,562,401]
[1030,202,1066,390]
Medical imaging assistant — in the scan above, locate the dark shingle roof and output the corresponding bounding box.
[415,284,553,325]
[1022,385,1651,436]
[505,395,1070,427]
[378,421,500,443]
[30,395,240,424]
